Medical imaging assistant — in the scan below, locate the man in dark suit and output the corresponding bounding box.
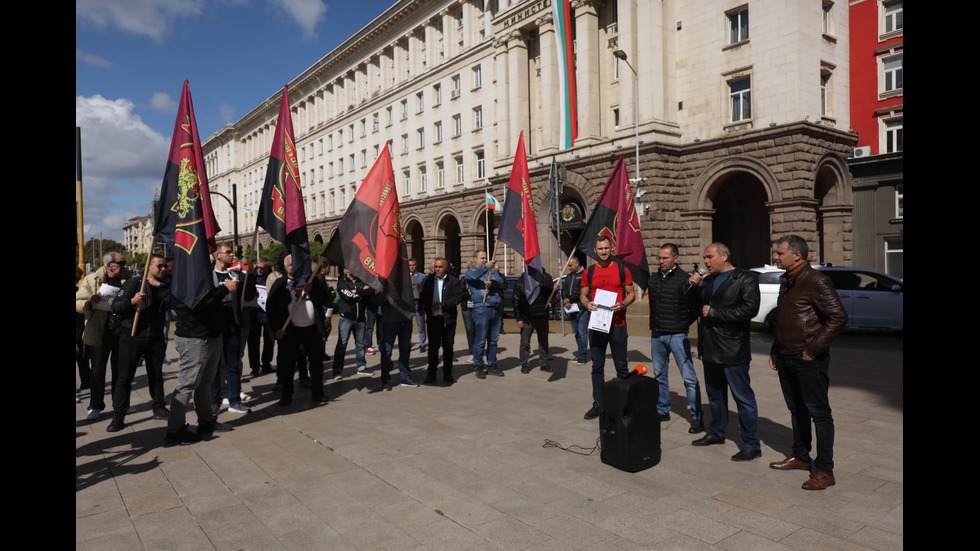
[267,254,331,406]
[419,257,463,384]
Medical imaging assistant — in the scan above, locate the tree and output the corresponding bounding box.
[82,238,127,267]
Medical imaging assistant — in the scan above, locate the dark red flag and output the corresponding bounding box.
[257,85,311,285]
[154,80,220,308]
[324,144,414,316]
[497,131,544,302]
[575,156,650,290]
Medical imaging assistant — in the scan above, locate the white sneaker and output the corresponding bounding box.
[333,374,343,380]
[357,367,374,376]
[240,392,252,402]
[86,407,101,420]
[228,403,250,414]
[466,356,475,364]
[222,397,230,406]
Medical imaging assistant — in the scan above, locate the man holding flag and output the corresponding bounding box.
[155,81,236,444]
[496,131,551,375]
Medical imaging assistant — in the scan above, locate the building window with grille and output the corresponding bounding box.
[729,77,751,122]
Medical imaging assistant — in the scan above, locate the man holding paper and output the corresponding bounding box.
[579,236,635,420]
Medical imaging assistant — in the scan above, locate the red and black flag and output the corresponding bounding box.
[575,156,650,290]
[154,80,220,308]
[324,144,414,317]
[497,131,544,303]
[257,85,312,285]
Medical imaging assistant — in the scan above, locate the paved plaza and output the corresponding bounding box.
[76,320,903,550]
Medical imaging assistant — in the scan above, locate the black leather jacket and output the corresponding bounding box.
[691,267,760,364]
[647,266,694,334]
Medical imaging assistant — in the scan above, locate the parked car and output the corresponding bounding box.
[752,265,903,331]
[501,275,566,319]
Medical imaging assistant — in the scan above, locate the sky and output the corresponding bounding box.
[76,0,396,243]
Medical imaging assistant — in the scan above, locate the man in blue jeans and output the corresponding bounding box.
[647,243,703,433]
[688,243,762,462]
[332,269,374,378]
[558,256,588,364]
[465,250,504,379]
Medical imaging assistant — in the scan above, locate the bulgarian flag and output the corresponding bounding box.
[552,0,578,150]
[486,192,502,212]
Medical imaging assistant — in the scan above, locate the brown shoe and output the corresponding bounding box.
[769,457,811,471]
[802,471,835,490]
[422,374,437,384]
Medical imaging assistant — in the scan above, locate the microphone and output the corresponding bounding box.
[624,364,649,378]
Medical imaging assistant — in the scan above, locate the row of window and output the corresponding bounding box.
[401,151,485,194]
[400,108,483,151]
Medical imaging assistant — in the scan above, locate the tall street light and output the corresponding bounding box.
[612,50,640,184]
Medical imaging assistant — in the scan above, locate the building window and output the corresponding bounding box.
[884,118,903,153]
[349,154,355,171]
[417,92,424,112]
[339,158,344,173]
[360,119,367,137]
[386,106,393,126]
[349,124,354,142]
[318,138,323,155]
[402,134,409,154]
[453,114,462,136]
[401,99,408,120]
[436,161,445,189]
[472,65,482,88]
[403,169,412,194]
[476,150,485,179]
[361,149,367,167]
[822,1,833,35]
[387,138,393,153]
[474,106,483,129]
[883,54,903,92]
[329,161,334,177]
[417,128,425,148]
[330,190,336,212]
[374,144,380,159]
[434,84,442,105]
[455,156,464,184]
[820,71,831,116]
[319,165,324,181]
[419,166,427,192]
[728,7,749,44]
[338,128,343,145]
[328,134,334,149]
[729,77,751,122]
[883,1,903,34]
[884,239,903,280]
[451,75,461,98]
[372,113,379,132]
[434,121,443,142]
[894,183,904,219]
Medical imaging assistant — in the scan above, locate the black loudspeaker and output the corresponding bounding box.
[599,375,662,472]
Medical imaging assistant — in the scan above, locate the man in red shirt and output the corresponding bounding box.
[579,236,636,419]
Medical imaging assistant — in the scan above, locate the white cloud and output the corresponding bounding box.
[270,0,328,40]
[76,48,113,68]
[75,0,204,41]
[150,92,179,113]
[76,95,170,240]
[219,103,236,125]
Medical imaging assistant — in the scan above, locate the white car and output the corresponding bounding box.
[751,265,903,331]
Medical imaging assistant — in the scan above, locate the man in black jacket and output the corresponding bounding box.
[688,243,762,461]
[332,269,374,378]
[267,254,331,406]
[648,244,703,433]
[419,258,463,384]
[515,268,554,374]
[106,253,170,432]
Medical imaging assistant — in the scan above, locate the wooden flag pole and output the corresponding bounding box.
[482,238,501,304]
[280,289,308,333]
[131,235,157,337]
[544,247,578,309]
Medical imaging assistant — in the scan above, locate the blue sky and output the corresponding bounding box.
[76,0,395,243]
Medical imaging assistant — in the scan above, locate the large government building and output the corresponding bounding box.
[204,0,856,274]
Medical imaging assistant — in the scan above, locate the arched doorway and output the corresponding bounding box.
[814,155,852,266]
[405,218,425,267]
[711,173,770,268]
[439,215,462,276]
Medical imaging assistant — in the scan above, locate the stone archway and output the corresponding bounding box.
[687,157,779,269]
[435,213,463,276]
[404,218,425,268]
[814,154,853,266]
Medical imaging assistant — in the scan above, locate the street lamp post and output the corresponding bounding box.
[612,50,640,183]
[210,183,239,255]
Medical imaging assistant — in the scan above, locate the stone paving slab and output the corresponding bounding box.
[77,328,902,550]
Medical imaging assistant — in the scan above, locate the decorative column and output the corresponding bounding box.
[573,0,601,144]
[507,30,529,158]
[493,36,510,158]
[537,13,558,152]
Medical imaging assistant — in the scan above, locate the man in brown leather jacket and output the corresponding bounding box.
[769,235,848,491]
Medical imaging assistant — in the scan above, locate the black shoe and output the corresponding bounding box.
[475,368,487,379]
[658,413,670,422]
[584,404,600,420]
[487,366,504,377]
[165,425,201,445]
[299,379,312,388]
[688,419,704,434]
[521,365,532,374]
[153,407,169,421]
[313,395,329,404]
[691,435,725,447]
[419,345,427,353]
[106,415,126,433]
[540,365,554,373]
[443,376,456,384]
[324,354,332,362]
[731,448,762,462]
[423,374,437,384]
[278,397,292,406]
[198,420,233,435]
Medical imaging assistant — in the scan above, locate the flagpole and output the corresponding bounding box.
[544,247,577,310]
[131,234,157,337]
[484,179,490,253]
[240,223,260,310]
[280,290,308,332]
[483,238,500,304]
